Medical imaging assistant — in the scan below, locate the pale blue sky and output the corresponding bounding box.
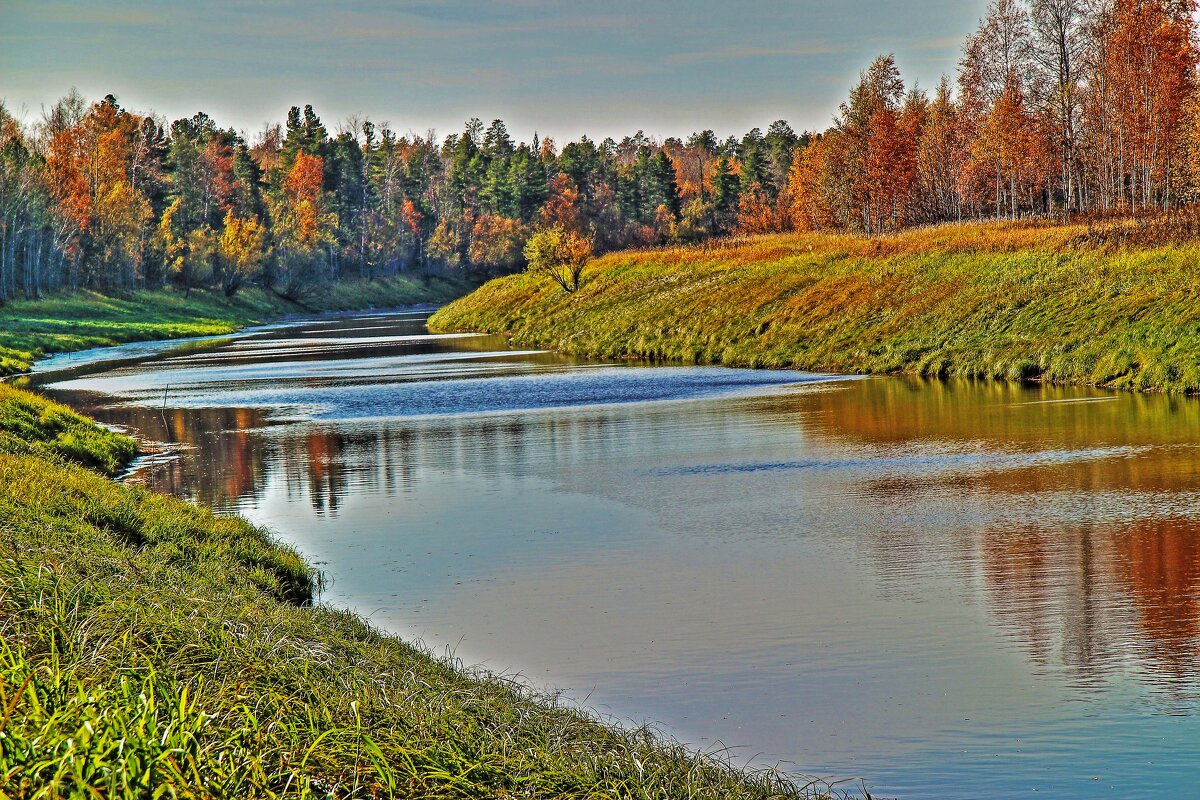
[3,1,982,142]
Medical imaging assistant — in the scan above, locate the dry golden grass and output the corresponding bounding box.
[431,218,1200,393]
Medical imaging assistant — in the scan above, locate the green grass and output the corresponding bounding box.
[0,280,824,797]
[429,219,1200,393]
[0,408,816,798]
[0,275,470,377]
[0,384,137,475]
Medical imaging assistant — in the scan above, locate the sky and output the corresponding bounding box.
[2,0,985,144]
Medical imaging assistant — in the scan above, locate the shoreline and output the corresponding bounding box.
[21,303,444,380]
[0,274,472,378]
[429,220,1200,396]
[0,288,827,797]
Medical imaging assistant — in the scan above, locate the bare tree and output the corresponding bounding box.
[1029,0,1093,210]
[960,0,1034,114]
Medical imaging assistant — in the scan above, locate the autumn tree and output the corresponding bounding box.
[467,214,528,274]
[20,51,1200,298]
[535,173,582,236]
[217,210,267,295]
[787,131,855,230]
[863,101,917,232]
[524,225,591,293]
[1086,0,1196,212]
[426,216,466,268]
[673,130,718,203]
[833,54,917,233]
[271,150,337,298]
[734,183,780,234]
[967,71,1046,218]
[0,105,58,300]
[1027,0,1092,210]
[916,78,968,222]
[160,198,213,296]
[960,0,1033,115]
[84,97,154,288]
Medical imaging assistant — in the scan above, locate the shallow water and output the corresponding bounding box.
[29,311,1200,798]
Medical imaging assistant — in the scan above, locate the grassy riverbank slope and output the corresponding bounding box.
[430,219,1200,393]
[0,274,469,376]
[0,346,814,797]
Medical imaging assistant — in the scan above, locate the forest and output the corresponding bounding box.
[0,0,1197,302]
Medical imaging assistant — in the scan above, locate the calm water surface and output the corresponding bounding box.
[27,311,1200,798]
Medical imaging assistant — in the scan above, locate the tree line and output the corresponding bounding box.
[2,0,1198,303]
[0,90,807,301]
[789,0,1200,233]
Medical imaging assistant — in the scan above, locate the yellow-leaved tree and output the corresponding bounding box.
[158,198,214,296]
[523,225,591,293]
[217,211,267,296]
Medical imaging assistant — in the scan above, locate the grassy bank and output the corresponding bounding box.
[0,274,469,376]
[430,219,1200,393]
[0,301,818,796]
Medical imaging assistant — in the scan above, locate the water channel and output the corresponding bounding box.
[27,310,1200,798]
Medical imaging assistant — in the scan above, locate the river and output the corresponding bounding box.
[25,310,1200,798]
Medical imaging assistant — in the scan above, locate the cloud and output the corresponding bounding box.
[666,42,847,65]
[219,3,635,46]
[910,35,966,52]
[4,0,987,146]
[12,2,170,28]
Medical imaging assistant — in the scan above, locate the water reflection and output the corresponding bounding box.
[27,312,1200,797]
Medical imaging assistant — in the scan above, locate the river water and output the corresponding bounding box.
[26,310,1200,798]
